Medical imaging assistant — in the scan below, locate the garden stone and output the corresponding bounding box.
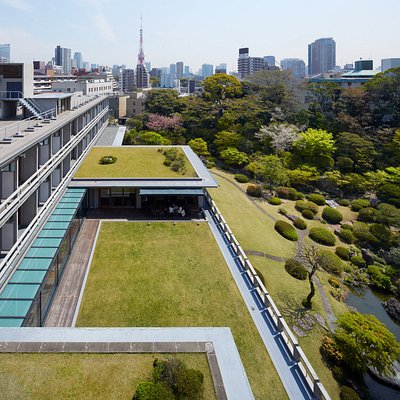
[369,361,400,390]
[286,214,297,222]
[361,248,375,266]
[382,297,400,324]
[293,325,306,337]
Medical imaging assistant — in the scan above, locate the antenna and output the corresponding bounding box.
[138,17,145,65]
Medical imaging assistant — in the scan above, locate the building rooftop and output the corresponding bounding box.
[341,69,380,78]
[33,93,73,99]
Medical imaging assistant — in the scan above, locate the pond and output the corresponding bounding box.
[345,287,400,400]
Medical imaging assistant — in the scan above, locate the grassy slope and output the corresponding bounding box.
[0,353,215,400]
[208,169,352,400]
[77,222,287,400]
[74,147,197,178]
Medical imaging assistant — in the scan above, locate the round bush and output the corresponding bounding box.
[276,186,290,199]
[340,386,361,400]
[337,198,350,207]
[234,173,249,183]
[285,259,307,280]
[340,223,353,231]
[320,250,344,275]
[377,183,400,203]
[302,209,314,220]
[163,159,172,166]
[309,227,336,246]
[295,200,319,214]
[293,217,307,230]
[99,155,117,165]
[357,207,377,223]
[335,246,350,261]
[246,184,262,197]
[288,188,304,200]
[337,229,355,244]
[268,196,282,205]
[307,193,326,206]
[322,207,343,224]
[370,223,396,250]
[351,199,370,211]
[328,277,341,288]
[353,231,380,248]
[134,382,175,400]
[351,255,366,268]
[275,220,298,241]
[278,207,288,215]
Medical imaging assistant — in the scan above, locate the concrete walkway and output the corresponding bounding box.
[205,209,314,400]
[111,126,126,146]
[94,125,119,146]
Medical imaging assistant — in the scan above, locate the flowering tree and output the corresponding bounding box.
[145,113,182,132]
[256,123,299,152]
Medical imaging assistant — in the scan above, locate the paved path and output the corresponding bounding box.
[312,276,336,332]
[94,125,119,146]
[111,126,126,146]
[205,209,314,400]
[45,220,100,327]
[0,327,253,400]
[244,249,286,262]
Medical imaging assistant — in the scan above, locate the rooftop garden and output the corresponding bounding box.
[76,221,287,400]
[74,146,197,179]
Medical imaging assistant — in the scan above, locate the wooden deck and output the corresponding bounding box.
[45,219,100,327]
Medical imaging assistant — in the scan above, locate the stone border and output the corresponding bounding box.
[0,327,253,400]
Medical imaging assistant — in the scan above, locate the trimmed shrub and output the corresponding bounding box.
[176,368,204,400]
[377,183,400,204]
[351,199,370,211]
[288,188,304,200]
[320,335,343,365]
[329,277,341,288]
[337,198,350,207]
[309,227,336,246]
[295,200,319,214]
[357,207,377,223]
[353,231,380,248]
[275,220,298,241]
[285,259,307,280]
[278,207,288,215]
[246,184,262,197]
[293,217,307,230]
[322,207,343,224]
[163,159,172,166]
[268,197,282,205]
[340,386,360,400]
[370,223,397,250]
[340,223,353,231]
[302,209,314,220]
[351,255,366,268]
[276,186,290,199]
[234,173,249,183]
[134,382,175,400]
[307,193,326,206]
[99,155,117,165]
[336,246,350,261]
[206,161,215,169]
[337,229,355,244]
[367,265,392,290]
[320,250,344,275]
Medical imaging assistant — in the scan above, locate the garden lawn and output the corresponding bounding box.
[74,146,197,178]
[77,221,287,400]
[0,353,215,400]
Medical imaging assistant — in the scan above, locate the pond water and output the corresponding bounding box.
[345,287,400,399]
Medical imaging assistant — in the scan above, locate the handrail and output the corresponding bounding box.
[204,190,331,400]
[0,91,24,100]
[0,118,109,290]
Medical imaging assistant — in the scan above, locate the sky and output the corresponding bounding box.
[0,0,399,72]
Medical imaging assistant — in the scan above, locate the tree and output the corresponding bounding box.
[145,89,182,115]
[220,147,248,167]
[203,73,242,107]
[214,131,241,152]
[246,155,288,188]
[286,166,320,186]
[188,138,209,158]
[376,203,400,227]
[137,131,170,145]
[256,123,299,152]
[145,114,182,132]
[333,312,400,374]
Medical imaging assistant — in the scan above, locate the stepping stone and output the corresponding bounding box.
[314,313,328,329]
[304,314,316,326]
[297,319,312,331]
[293,325,306,337]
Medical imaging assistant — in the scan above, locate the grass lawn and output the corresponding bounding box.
[0,353,215,400]
[74,146,197,178]
[77,222,287,400]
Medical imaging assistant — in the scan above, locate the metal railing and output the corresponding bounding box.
[0,91,24,100]
[204,190,331,400]
[0,117,109,290]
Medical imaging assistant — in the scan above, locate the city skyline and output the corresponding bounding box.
[0,0,399,71]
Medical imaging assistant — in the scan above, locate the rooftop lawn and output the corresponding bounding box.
[76,221,287,400]
[74,147,197,178]
[0,353,215,400]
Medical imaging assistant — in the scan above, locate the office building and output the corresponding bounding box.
[264,56,275,67]
[54,45,72,75]
[176,62,184,78]
[73,52,83,69]
[169,63,176,79]
[0,44,10,63]
[201,64,213,78]
[381,58,400,72]
[184,65,190,77]
[215,63,227,74]
[308,37,336,76]
[280,58,306,79]
[121,69,135,92]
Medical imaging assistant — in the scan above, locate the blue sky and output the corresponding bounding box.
[1,0,399,71]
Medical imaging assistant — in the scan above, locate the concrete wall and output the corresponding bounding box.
[19,145,38,184]
[0,101,17,119]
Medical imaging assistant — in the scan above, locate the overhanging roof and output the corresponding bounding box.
[140,188,204,196]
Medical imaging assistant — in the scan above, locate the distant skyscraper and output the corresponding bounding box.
[381,58,400,72]
[169,63,176,79]
[215,63,227,74]
[145,62,151,72]
[201,64,213,78]
[308,37,336,76]
[74,52,83,69]
[0,44,10,62]
[280,58,306,79]
[237,48,266,79]
[121,69,135,92]
[135,20,149,88]
[55,45,72,74]
[264,56,275,67]
[176,62,184,78]
[184,65,190,77]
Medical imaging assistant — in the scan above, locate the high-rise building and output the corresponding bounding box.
[55,45,72,75]
[237,48,267,79]
[264,56,275,67]
[280,58,306,79]
[135,21,150,88]
[169,63,176,79]
[184,65,190,77]
[0,44,10,62]
[201,64,213,78]
[145,62,151,72]
[176,62,184,79]
[73,52,83,69]
[215,63,227,74]
[381,58,400,72]
[121,69,135,92]
[308,37,336,76]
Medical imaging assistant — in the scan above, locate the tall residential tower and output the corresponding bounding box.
[308,37,336,76]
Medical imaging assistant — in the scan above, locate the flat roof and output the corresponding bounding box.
[33,93,73,99]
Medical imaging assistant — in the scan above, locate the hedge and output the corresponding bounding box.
[295,200,319,214]
[337,229,355,244]
[357,207,377,223]
[351,255,366,268]
[276,186,290,199]
[377,183,400,204]
[340,223,353,231]
[289,188,304,200]
[285,259,307,280]
[234,173,249,183]
[307,193,326,206]
[302,209,315,220]
[268,196,282,205]
[246,184,262,197]
[309,227,336,246]
[351,199,370,211]
[293,217,307,230]
[353,231,380,247]
[335,246,350,261]
[274,220,298,241]
[322,207,343,224]
[320,250,344,275]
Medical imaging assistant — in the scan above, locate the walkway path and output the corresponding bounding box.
[45,219,100,327]
[205,209,314,400]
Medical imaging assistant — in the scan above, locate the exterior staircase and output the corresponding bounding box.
[18,97,44,119]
